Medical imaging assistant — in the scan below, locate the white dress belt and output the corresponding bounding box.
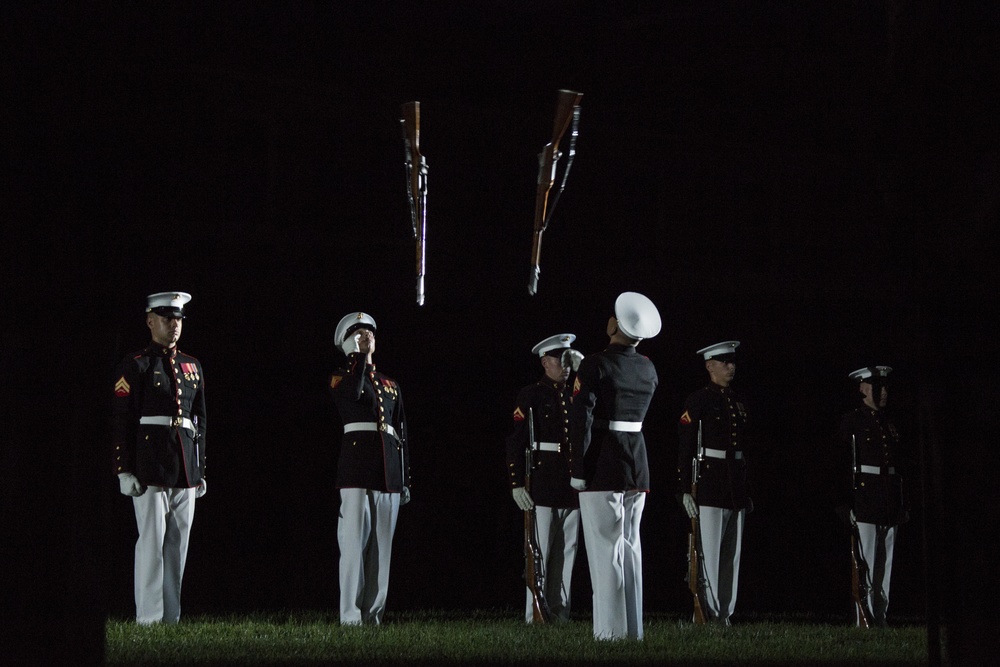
[605,420,642,432]
[860,465,895,475]
[704,448,743,460]
[344,421,399,439]
[140,415,195,432]
[534,442,561,452]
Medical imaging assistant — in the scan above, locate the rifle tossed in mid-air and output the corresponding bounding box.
[528,89,582,296]
[524,407,552,623]
[401,101,428,306]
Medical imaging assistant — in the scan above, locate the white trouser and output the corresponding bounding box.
[579,490,645,640]
[856,522,896,625]
[524,506,581,623]
[698,506,744,622]
[132,486,196,624]
[338,488,400,625]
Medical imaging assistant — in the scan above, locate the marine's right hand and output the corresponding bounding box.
[118,472,145,497]
[339,333,361,356]
[512,487,534,511]
[682,493,699,519]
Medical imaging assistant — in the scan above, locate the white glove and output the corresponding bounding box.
[340,333,361,356]
[195,478,207,498]
[561,349,584,372]
[511,487,534,510]
[118,472,145,497]
[570,477,588,491]
[400,486,411,506]
[682,493,699,518]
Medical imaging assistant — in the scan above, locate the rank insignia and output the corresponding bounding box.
[512,407,525,422]
[679,410,692,425]
[572,376,581,396]
[115,376,131,397]
[330,375,343,389]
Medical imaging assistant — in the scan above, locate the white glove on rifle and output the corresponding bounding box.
[682,493,699,519]
[570,477,588,491]
[118,472,145,497]
[561,349,584,372]
[340,333,361,356]
[195,478,207,498]
[400,486,411,506]
[512,487,534,510]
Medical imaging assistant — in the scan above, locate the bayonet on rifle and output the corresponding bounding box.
[529,89,582,295]
[401,101,428,306]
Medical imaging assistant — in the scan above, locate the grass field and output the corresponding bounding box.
[105,610,931,666]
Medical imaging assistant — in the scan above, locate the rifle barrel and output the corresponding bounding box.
[401,101,427,306]
[528,90,582,296]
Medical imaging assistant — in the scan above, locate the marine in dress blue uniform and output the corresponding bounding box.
[506,334,583,623]
[328,311,410,625]
[677,341,750,625]
[837,365,907,627]
[112,292,207,624]
[568,292,661,640]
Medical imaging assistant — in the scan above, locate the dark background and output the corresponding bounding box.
[3,2,997,664]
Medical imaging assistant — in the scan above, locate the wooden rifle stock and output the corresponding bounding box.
[850,526,875,628]
[529,89,582,295]
[688,440,709,624]
[524,507,549,623]
[524,407,551,623]
[849,433,875,627]
[401,101,428,306]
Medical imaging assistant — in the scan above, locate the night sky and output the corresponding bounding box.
[4,3,998,664]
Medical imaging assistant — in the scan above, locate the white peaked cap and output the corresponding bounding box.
[614,292,661,340]
[697,340,740,360]
[849,366,892,381]
[335,311,377,344]
[532,333,577,357]
[146,292,191,316]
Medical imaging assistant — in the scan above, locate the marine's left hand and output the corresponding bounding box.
[195,479,207,498]
[400,486,411,506]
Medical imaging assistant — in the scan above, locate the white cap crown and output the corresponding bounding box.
[697,340,740,360]
[614,292,661,340]
[146,292,191,317]
[848,366,892,382]
[532,333,577,357]
[335,311,377,345]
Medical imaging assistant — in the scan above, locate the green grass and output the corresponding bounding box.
[105,610,930,666]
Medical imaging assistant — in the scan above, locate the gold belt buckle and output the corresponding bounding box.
[171,416,183,428]
[378,423,388,432]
